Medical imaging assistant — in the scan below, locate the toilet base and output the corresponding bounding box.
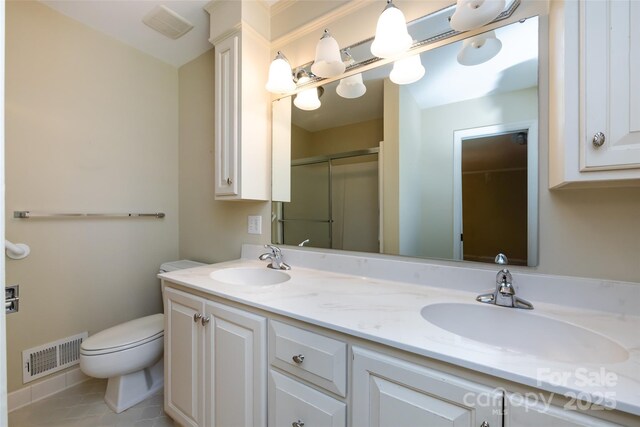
[104,357,164,413]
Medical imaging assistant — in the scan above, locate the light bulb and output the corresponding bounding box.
[266,52,295,94]
[371,1,412,59]
[311,30,346,78]
[457,31,502,66]
[450,0,506,32]
[294,76,322,111]
[390,54,425,85]
[336,73,367,98]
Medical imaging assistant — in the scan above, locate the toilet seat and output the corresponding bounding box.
[81,313,163,355]
[81,331,163,356]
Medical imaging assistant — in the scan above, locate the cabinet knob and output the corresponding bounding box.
[292,420,305,427]
[226,177,233,185]
[480,422,490,427]
[193,313,202,323]
[292,354,305,364]
[201,316,211,326]
[592,132,606,147]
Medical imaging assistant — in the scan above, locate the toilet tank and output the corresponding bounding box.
[159,260,205,273]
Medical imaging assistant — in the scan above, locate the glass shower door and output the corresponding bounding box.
[281,161,331,248]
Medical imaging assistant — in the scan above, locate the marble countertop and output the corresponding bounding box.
[159,256,640,417]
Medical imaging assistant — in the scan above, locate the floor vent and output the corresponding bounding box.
[22,332,88,383]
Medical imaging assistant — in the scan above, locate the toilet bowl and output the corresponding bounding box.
[80,260,204,413]
[80,314,164,413]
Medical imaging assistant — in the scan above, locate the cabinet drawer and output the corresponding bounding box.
[269,320,347,396]
[269,370,346,427]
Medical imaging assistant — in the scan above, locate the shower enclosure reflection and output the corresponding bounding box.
[274,150,379,252]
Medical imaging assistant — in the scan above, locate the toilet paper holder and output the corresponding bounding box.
[6,285,19,314]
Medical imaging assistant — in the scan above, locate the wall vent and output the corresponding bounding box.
[22,332,88,384]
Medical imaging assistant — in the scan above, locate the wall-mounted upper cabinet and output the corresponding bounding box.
[205,1,271,201]
[549,0,640,188]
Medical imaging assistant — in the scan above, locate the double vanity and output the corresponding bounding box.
[159,244,640,427]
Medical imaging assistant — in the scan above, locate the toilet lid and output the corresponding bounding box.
[81,313,164,353]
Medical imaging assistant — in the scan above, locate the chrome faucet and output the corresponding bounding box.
[476,253,533,310]
[259,244,291,270]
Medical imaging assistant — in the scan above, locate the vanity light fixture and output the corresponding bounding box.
[371,0,413,59]
[450,0,506,32]
[293,73,324,111]
[390,53,425,85]
[336,50,367,99]
[456,31,502,65]
[311,29,346,78]
[266,51,296,94]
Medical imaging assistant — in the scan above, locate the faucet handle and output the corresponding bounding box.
[264,244,282,255]
[494,253,508,265]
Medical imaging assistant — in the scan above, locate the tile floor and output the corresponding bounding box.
[8,379,177,426]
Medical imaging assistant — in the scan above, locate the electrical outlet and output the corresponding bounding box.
[248,215,262,235]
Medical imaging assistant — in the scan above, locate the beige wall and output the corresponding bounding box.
[5,1,179,392]
[292,118,382,159]
[178,50,270,263]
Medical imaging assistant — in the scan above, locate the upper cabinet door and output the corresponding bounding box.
[581,0,640,170]
[214,34,240,197]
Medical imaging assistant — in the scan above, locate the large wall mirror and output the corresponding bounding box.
[272,15,539,267]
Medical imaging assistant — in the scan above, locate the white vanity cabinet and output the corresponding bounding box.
[163,286,267,427]
[206,2,271,201]
[549,0,640,187]
[162,282,637,427]
[352,347,503,427]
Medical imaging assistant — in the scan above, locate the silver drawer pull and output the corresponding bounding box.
[480,422,490,427]
[193,313,202,323]
[592,132,605,147]
[226,177,233,185]
[201,316,211,326]
[292,420,304,427]
[292,354,305,364]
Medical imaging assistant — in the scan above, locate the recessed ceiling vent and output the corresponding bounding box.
[142,5,194,40]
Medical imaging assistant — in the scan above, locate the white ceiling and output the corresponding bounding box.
[41,0,213,67]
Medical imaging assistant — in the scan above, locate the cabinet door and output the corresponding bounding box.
[352,347,502,427]
[214,33,240,197]
[204,301,267,427]
[582,0,640,170]
[269,370,346,427]
[164,288,205,427]
[505,394,623,426]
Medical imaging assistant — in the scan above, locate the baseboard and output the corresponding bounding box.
[8,367,90,412]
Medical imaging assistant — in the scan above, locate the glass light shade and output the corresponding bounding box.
[450,0,506,32]
[336,73,367,99]
[311,30,346,78]
[389,54,425,85]
[265,54,295,93]
[294,77,321,111]
[457,31,502,65]
[370,3,412,59]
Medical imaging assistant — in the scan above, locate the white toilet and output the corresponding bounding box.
[80,260,204,413]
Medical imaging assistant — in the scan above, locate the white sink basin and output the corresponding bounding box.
[209,267,291,286]
[420,303,628,363]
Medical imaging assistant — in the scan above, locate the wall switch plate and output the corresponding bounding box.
[248,215,262,235]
